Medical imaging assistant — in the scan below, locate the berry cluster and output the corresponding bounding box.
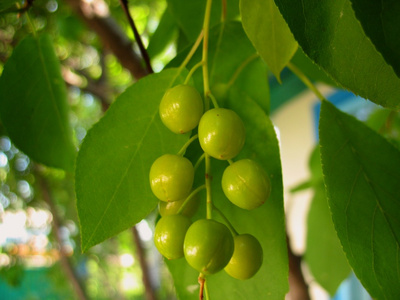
[149,84,271,283]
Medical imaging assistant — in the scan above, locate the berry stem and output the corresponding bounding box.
[179,31,204,71]
[177,134,198,156]
[184,61,205,85]
[202,0,213,111]
[198,273,206,300]
[208,93,220,109]
[227,53,259,87]
[177,184,206,215]
[194,153,206,171]
[287,62,327,102]
[227,159,234,165]
[213,205,239,236]
[205,154,213,219]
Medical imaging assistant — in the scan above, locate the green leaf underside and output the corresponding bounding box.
[350,0,400,78]
[319,100,400,299]
[305,147,350,295]
[274,0,400,110]
[75,69,189,252]
[166,88,288,299]
[240,0,298,82]
[167,0,239,41]
[306,183,351,295]
[0,34,76,171]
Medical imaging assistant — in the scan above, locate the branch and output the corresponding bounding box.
[131,226,158,300]
[287,235,310,300]
[37,170,89,300]
[64,0,149,80]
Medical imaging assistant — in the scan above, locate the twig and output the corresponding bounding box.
[37,170,89,300]
[119,0,154,74]
[131,226,157,300]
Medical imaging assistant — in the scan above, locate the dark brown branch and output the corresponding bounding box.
[38,171,89,300]
[287,235,310,300]
[64,0,149,80]
[131,226,157,300]
[119,0,153,74]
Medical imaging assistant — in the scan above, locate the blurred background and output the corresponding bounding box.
[1,0,398,299]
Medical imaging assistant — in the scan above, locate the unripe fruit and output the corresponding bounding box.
[222,159,271,210]
[198,108,245,160]
[159,84,204,134]
[150,154,194,202]
[224,234,263,280]
[154,214,192,260]
[158,193,200,217]
[184,219,234,275]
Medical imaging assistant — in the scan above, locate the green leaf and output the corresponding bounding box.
[167,0,239,41]
[147,7,177,59]
[306,183,351,295]
[240,0,298,82]
[274,0,400,110]
[290,48,339,87]
[350,0,400,78]
[0,34,76,171]
[0,0,18,12]
[305,148,351,295]
[319,100,400,299]
[75,68,189,252]
[166,88,288,299]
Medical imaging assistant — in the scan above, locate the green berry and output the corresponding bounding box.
[222,159,271,210]
[158,193,200,217]
[198,108,245,160]
[154,214,192,260]
[149,154,194,202]
[224,234,263,280]
[159,84,204,134]
[184,219,234,275]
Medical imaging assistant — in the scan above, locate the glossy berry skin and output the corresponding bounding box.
[184,219,234,275]
[224,234,263,280]
[159,84,204,134]
[154,214,192,260]
[150,154,194,202]
[158,194,200,217]
[198,108,245,160]
[222,159,271,210]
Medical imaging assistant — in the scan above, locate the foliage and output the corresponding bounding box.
[0,0,400,299]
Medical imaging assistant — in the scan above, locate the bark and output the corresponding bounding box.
[38,174,89,300]
[287,235,311,300]
[132,226,157,300]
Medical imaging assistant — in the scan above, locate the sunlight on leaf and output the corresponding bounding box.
[240,0,298,82]
[75,68,189,252]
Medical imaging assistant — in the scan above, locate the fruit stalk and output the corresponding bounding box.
[202,0,213,111]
